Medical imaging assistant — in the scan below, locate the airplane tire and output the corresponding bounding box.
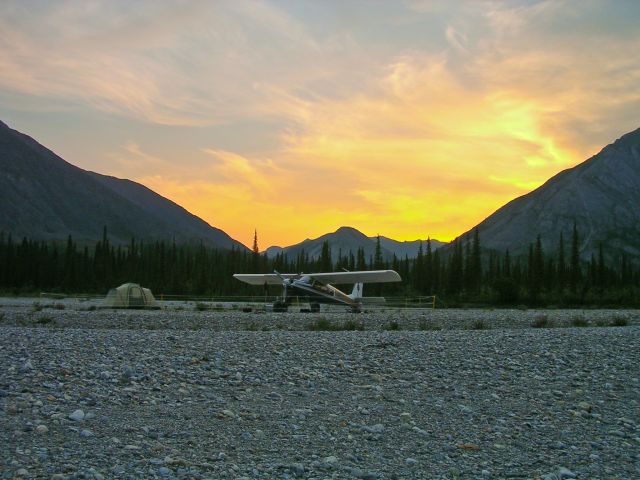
[273,301,288,313]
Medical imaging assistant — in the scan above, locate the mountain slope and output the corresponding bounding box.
[265,226,442,261]
[0,120,246,249]
[458,127,640,260]
[376,236,445,258]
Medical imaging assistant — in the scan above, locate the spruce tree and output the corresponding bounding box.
[570,223,581,292]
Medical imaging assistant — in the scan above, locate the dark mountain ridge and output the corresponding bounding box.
[265,226,443,261]
[456,127,640,261]
[0,120,247,249]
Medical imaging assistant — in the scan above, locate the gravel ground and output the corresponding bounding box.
[1,301,639,479]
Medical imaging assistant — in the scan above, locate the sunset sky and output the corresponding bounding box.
[1,1,639,248]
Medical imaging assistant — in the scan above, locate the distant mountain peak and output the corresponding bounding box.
[264,226,443,260]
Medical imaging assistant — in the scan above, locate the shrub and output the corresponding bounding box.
[342,319,364,331]
[245,322,259,331]
[307,317,333,331]
[418,318,441,331]
[386,320,400,331]
[610,316,629,327]
[467,319,489,330]
[571,316,589,327]
[36,316,54,325]
[307,318,364,331]
[87,305,97,311]
[531,315,551,328]
[32,303,43,312]
[195,302,209,311]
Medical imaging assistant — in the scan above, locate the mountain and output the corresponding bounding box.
[376,235,445,259]
[0,120,247,249]
[457,127,640,261]
[265,226,442,261]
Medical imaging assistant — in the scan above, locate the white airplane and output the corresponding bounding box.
[233,270,401,312]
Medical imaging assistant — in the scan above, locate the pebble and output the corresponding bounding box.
[158,466,172,476]
[0,305,639,479]
[68,409,85,422]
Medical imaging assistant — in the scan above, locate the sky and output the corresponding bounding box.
[1,1,639,249]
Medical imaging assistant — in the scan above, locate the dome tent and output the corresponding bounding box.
[102,283,157,309]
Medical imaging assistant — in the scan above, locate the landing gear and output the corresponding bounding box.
[273,300,288,313]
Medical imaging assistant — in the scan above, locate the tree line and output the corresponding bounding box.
[1,227,639,306]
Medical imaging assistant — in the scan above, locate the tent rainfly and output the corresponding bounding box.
[102,283,157,309]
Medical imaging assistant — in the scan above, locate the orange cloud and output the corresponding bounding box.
[3,1,639,248]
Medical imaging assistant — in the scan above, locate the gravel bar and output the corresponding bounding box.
[1,304,639,479]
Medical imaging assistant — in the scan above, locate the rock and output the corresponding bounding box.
[290,463,305,476]
[158,466,172,477]
[578,401,592,412]
[558,467,577,479]
[80,429,94,437]
[16,469,29,477]
[68,409,85,421]
[412,426,429,436]
[20,360,33,372]
[35,424,48,434]
[362,423,384,434]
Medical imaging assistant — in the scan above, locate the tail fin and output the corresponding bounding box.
[350,282,363,299]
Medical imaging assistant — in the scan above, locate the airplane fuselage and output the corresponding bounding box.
[287,276,357,308]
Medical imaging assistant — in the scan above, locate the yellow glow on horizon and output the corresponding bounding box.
[133,65,586,249]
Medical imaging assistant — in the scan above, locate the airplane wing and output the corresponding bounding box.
[233,273,299,285]
[307,270,401,284]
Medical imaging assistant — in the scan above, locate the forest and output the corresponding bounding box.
[1,227,639,307]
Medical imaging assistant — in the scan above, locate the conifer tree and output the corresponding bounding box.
[570,223,581,292]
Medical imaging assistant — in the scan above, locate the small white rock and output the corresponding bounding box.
[68,409,85,422]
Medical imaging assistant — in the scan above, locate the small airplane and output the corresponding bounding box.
[233,270,401,312]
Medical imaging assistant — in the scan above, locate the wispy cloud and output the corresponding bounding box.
[1,0,639,246]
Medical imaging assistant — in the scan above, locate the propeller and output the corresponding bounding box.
[274,270,290,302]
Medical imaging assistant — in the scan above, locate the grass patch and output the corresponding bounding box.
[610,316,629,327]
[531,315,553,328]
[386,320,401,331]
[342,319,365,331]
[32,303,43,312]
[467,319,489,330]
[36,316,54,325]
[418,318,441,331]
[571,316,589,327]
[307,317,364,331]
[245,322,259,331]
[195,302,210,311]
